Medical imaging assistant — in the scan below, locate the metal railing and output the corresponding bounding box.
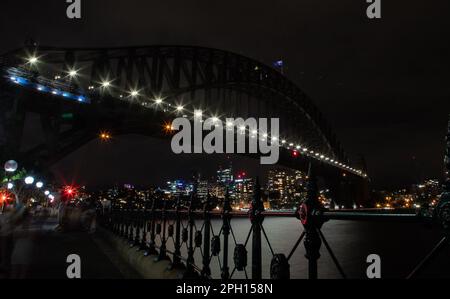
[100,171,450,279]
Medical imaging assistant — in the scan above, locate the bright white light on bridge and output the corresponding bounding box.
[36,181,44,189]
[239,126,246,132]
[68,70,78,77]
[263,133,268,138]
[271,136,278,141]
[155,98,163,104]
[44,190,50,196]
[211,117,219,123]
[194,110,203,118]
[101,81,111,88]
[7,183,14,190]
[28,56,38,64]
[130,90,139,97]
[281,140,286,144]
[176,105,184,112]
[226,121,234,128]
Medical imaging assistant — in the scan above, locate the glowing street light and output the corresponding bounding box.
[155,98,163,104]
[176,105,184,112]
[24,176,35,185]
[7,183,14,190]
[36,181,44,189]
[44,190,50,196]
[4,160,18,172]
[101,81,111,88]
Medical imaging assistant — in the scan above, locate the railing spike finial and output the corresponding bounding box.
[251,176,264,215]
[223,187,232,213]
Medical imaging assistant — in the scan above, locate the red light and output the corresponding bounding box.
[0,191,11,204]
[63,186,78,198]
[292,150,299,157]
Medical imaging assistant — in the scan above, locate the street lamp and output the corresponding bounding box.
[7,183,14,190]
[36,181,44,189]
[24,176,35,185]
[4,160,18,172]
[44,190,50,196]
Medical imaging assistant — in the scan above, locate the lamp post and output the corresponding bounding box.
[2,160,18,211]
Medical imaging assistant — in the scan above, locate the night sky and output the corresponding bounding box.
[1,0,450,189]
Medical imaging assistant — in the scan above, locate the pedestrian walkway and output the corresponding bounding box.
[2,217,137,279]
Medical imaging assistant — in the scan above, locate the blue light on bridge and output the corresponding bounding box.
[5,68,90,104]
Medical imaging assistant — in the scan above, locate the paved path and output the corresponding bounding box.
[5,217,137,279]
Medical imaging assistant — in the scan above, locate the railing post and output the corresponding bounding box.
[156,200,169,261]
[300,164,323,279]
[145,195,158,256]
[201,193,212,277]
[139,193,150,252]
[221,188,231,280]
[132,209,141,247]
[128,209,135,243]
[126,208,132,241]
[250,177,264,280]
[170,196,183,269]
[184,190,197,278]
[118,207,124,237]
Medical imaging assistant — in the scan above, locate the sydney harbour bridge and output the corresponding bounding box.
[0,44,369,207]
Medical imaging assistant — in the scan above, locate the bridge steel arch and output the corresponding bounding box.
[1,45,348,162]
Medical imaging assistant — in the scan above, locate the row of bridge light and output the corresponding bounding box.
[24,55,368,178]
